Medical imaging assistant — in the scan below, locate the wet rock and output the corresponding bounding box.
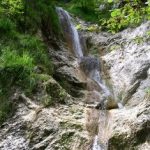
[95,97,118,110]
[43,77,69,104]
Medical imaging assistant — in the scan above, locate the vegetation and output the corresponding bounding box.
[0,0,58,124]
[101,0,150,33]
[59,0,150,33]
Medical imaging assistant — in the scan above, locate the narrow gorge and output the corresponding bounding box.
[0,6,150,150]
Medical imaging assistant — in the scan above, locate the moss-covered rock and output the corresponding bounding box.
[43,77,69,105]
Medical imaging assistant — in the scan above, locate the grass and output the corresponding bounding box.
[0,17,53,125]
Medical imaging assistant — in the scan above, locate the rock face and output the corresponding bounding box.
[86,21,150,149]
[105,22,150,149]
[49,48,87,98]
[108,96,150,150]
[0,95,89,150]
[103,21,150,106]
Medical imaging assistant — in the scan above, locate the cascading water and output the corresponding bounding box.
[93,135,102,150]
[57,7,114,150]
[56,7,83,58]
[80,57,111,98]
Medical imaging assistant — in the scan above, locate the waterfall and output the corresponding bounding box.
[57,7,115,150]
[93,135,102,150]
[80,56,111,98]
[56,7,83,58]
[91,69,111,97]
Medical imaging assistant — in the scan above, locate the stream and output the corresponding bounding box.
[56,7,117,150]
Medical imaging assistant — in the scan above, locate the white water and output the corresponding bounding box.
[57,7,111,97]
[117,102,124,109]
[56,7,83,58]
[93,135,102,150]
[93,110,110,150]
[92,70,111,97]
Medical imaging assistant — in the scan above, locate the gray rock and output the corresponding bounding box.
[49,49,87,98]
[102,21,150,106]
[108,96,150,150]
[87,21,150,149]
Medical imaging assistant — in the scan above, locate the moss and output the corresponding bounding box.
[60,121,83,131]
[108,45,121,51]
[58,131,75,149]
[108,133,131,150]
[0,91,14,125]
[54,75,86,98]
[34,74,51,83]
[44,79,68,104]
[42,95,53,107]
[133,36,145,45]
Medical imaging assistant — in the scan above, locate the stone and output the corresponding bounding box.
[102,22,150,105]
[49,49,87,98]
[108,96,150,150]
[87,21,150,149]
[0,96,89,150]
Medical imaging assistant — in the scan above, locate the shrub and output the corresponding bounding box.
[100,0,150,33]
[18,35,53,74]
[0,48,34,89]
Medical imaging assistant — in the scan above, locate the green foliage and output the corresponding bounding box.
[1,0,23,16]
[18,35,53,73]
[0,49,35,92]
[0,17,53,124]
[26,0,61,35]
[0,49,33,69]
[0,0,61,36]
[0,16,55,122]
[108,0,113,3]
[100,0,150,33]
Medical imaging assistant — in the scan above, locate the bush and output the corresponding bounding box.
[67,5,98,23]
[0,49,34,89]
[100,0,150,33]
[0,0,55,125]
[18,35,53,74]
